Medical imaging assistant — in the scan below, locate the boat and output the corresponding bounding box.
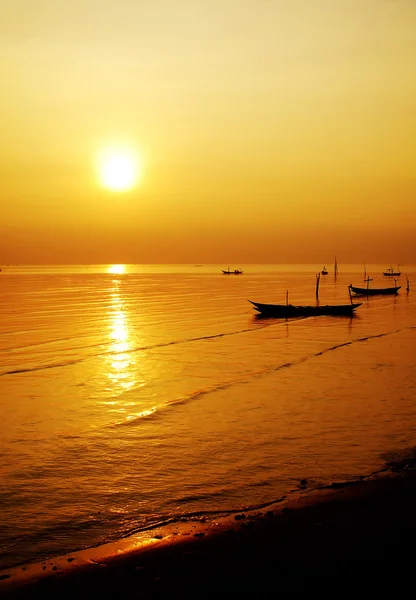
[321,266,328,275]
[383,266,401,277]
[222,267,243,275]
[349,283,401,296]
[248,300,362,318]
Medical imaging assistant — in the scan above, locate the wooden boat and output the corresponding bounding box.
[321,266,328,275]
[383,266,401,277]
[248,300,362,318]
[349,284,401,296]
[222,268,243,275]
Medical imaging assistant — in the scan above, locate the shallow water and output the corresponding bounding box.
[0,263,415,569]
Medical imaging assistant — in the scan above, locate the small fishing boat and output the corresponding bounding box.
[248,300,362,318]
[321,266,328,275]
[383,266,401,277]
[222,267,243,275]
[349,283,401,296]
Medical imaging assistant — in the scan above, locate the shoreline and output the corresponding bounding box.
[2,468,416,597]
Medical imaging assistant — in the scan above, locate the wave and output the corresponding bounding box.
[0,458,404,574]
[120,450,415,541]
[109,325,415,428]
[0,324,268,377]
[1,431,414,575]
[3,318,414,378]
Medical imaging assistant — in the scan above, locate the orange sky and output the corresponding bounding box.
[1,0,415,264]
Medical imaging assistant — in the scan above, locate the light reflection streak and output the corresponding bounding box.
[115,407,158,425]
[105,285,138,411]
[100,276,157,425]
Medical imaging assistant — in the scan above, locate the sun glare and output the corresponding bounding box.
[97,148,140,192]
[108,264,126,275]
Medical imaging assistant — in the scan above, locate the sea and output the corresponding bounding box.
[0,263,415,572]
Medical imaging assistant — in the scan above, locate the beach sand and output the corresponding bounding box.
[1,468,415,598]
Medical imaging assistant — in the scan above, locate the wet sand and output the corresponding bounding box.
[1,470,415,598]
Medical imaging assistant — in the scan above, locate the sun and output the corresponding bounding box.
[97,148,140,192]
[108,264,125,274]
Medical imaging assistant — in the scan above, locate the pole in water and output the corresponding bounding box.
[315,273,320,298]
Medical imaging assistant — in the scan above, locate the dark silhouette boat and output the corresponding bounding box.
[349,283,401,296]
[383,266,401,277]
[321,266,328,275]
[248,300,361,318]
[222,267,243,275]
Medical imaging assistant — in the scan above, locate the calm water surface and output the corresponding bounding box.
[0,263,415,570]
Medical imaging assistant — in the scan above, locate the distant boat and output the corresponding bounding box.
[349,283,401,296]
[383,265,401,277]
[222,267,243,275]
[248,300,361,318]
[321,266,328,275]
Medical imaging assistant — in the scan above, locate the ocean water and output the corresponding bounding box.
[0,263,415,571]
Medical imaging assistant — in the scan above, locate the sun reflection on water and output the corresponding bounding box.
[99,279,160,425]
[107,289,137,399]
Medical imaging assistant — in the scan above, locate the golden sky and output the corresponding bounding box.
[1,0,415,264]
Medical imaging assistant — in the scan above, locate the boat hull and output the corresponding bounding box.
[249,300,362,318]
[349,285,400,296]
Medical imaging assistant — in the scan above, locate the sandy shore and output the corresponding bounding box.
[1,469,416,598]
